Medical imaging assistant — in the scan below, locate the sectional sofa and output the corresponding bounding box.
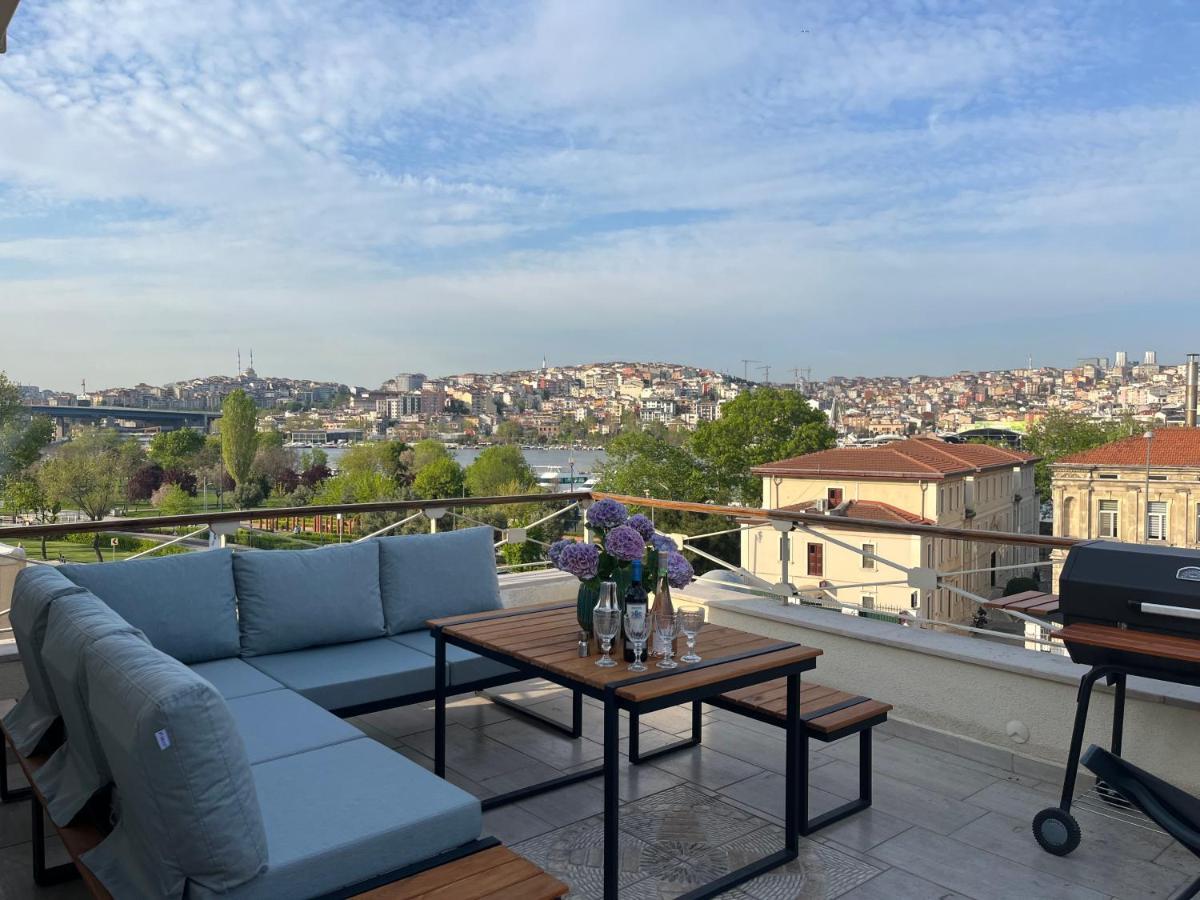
[3,526,533,899]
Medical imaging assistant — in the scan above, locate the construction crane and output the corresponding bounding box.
[740,359,761,382]
[758,364,771,385]
[790,367,813,390]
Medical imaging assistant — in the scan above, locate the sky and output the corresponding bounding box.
[1,1,1198,391]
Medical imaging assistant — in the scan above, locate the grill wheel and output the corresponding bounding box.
[1032,807,1081,856]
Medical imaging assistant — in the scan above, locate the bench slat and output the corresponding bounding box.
[352,845,566,899]
[711,679,892,737]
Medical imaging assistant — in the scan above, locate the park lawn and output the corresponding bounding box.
[12,539,140,564]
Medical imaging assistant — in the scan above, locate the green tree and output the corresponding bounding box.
[1024,411,1139,500]
[495,420,524,444]
[257,429,286,450]
[689,387,836,504]
[148,428,205,471]
[220,390,258,486]
[37,431,132,559]
[412,439,451,473]
[2,472,60,559]
[465,445,535,498]
[0,372,54,481]
[412,456,465,500]
[152,483,193,516]
[337,441,411,488]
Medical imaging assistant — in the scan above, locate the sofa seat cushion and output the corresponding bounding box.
[376,527,502,635]
[188,659,283,700]
[389,630,517,687]
[244,639,435,712]
[36,593,146,826]
[61,550,240,664]
[227,689,362,765]
[81,633,267,899]
[233,542,385,657]
[3,567,88,756]
[188,739,482,900]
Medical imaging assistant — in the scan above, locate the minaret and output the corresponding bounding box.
[237,348,242,375]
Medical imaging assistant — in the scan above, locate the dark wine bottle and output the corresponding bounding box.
[623,559,648,662]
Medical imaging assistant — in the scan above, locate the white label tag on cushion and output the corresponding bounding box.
[155,729,172,750]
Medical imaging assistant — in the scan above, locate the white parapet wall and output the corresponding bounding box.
[677,579,1200,795]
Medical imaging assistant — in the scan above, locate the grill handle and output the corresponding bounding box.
[1127,601,1200,622]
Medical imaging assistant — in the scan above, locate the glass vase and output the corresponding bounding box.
[576,580,602,636]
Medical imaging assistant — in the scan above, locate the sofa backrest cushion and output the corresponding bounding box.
[37,594,146,826]
[82,632,267,899]
[233,541,385,657]
[2,566,88,756]
[60,550,240,664]
[376,527,502,635]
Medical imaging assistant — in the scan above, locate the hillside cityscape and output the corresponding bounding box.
[11,349,1196,446]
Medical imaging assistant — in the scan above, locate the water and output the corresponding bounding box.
[323,445,606,474]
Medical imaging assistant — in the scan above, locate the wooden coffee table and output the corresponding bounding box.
[429,602,821,900]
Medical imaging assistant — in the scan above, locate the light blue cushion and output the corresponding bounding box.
[226,689,361,764]
[376,527,501,634]
[233,543,385,657]
[389,630,517,687]
[61,550,240,664]
[2,566,87,755]
[36,593,146,826]
[244,639,434,712]
[188,658,283,700]
[81,633,267,899]
[189,739,481,900]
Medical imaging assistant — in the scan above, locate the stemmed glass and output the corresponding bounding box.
[654,613,681,668]
[624,610,650,672]
[679,607,705,663]
[593,607,620,668]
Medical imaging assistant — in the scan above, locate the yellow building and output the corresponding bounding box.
[742,437,1039,622]
[1051,427,1200,590]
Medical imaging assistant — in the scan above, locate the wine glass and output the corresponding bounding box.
[593,608,620,668]
[624,610,650,672]
[654,613,681,669]
[679,607,705,663]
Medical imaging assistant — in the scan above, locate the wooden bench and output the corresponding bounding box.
[628,680,891,835]
[983,590,1060,619]
[1,700,567,900]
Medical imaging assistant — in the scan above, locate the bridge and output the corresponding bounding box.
[27,404,221,433]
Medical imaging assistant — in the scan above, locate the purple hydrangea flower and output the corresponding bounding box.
[558,541,600,580]
[666,551,694,588]
[651,533,677,553]
[626,514,655,542]
[586,498,628,530]
[605,525,646,562]
[548,538,572,567]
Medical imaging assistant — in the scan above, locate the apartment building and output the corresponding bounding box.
[1051,427,1200,589]
[742,437,1039,622]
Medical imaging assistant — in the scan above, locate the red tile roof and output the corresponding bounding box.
[1056,427,1200,467]
[752,436,1037,481]
[780,500,934,526]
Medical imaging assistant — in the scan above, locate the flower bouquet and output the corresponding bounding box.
[549,498,695,636]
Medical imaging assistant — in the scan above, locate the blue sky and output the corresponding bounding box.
[0,1,1197,390]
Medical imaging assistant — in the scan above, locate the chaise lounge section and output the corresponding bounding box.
[1,526,564,899]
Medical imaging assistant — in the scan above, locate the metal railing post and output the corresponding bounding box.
[424,507,447,534]
[771,518,795,604]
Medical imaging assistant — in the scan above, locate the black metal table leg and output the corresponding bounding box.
[603,690,620,900]
[1,754,32,803]
[628,700,704,765]
[31,799,77,886]
[487,688,585,740]
[785,672,802,853]
[434,629,447,778]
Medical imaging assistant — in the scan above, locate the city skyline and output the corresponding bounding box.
[1,2,1198,387]
[8,345,1195,397]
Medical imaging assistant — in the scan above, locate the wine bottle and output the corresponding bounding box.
[650,563,678,658]
[623,560,648,662]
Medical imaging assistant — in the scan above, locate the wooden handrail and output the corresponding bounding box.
[594,492,1079,550]
[0,491,590,540]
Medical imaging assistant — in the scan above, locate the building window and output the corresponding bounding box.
[1148,501,1168,541]
[1099,500,1119,539]
[827,487,843,507]
[806,543,823,577]
[862,544,875,569]
[910,591,920,609]
[861,594,875,611]
[1098,473,1118,480]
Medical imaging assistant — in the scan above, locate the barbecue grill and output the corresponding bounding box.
[1034,539,1200,858]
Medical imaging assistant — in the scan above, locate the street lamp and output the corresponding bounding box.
[568,455,576,491]
[1143,430,1154,544]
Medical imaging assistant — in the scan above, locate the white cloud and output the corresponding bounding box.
[0,1,1197,387]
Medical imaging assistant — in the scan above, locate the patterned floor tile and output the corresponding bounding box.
[623,782,768,847]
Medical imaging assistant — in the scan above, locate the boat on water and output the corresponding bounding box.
[533,466,596,491]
